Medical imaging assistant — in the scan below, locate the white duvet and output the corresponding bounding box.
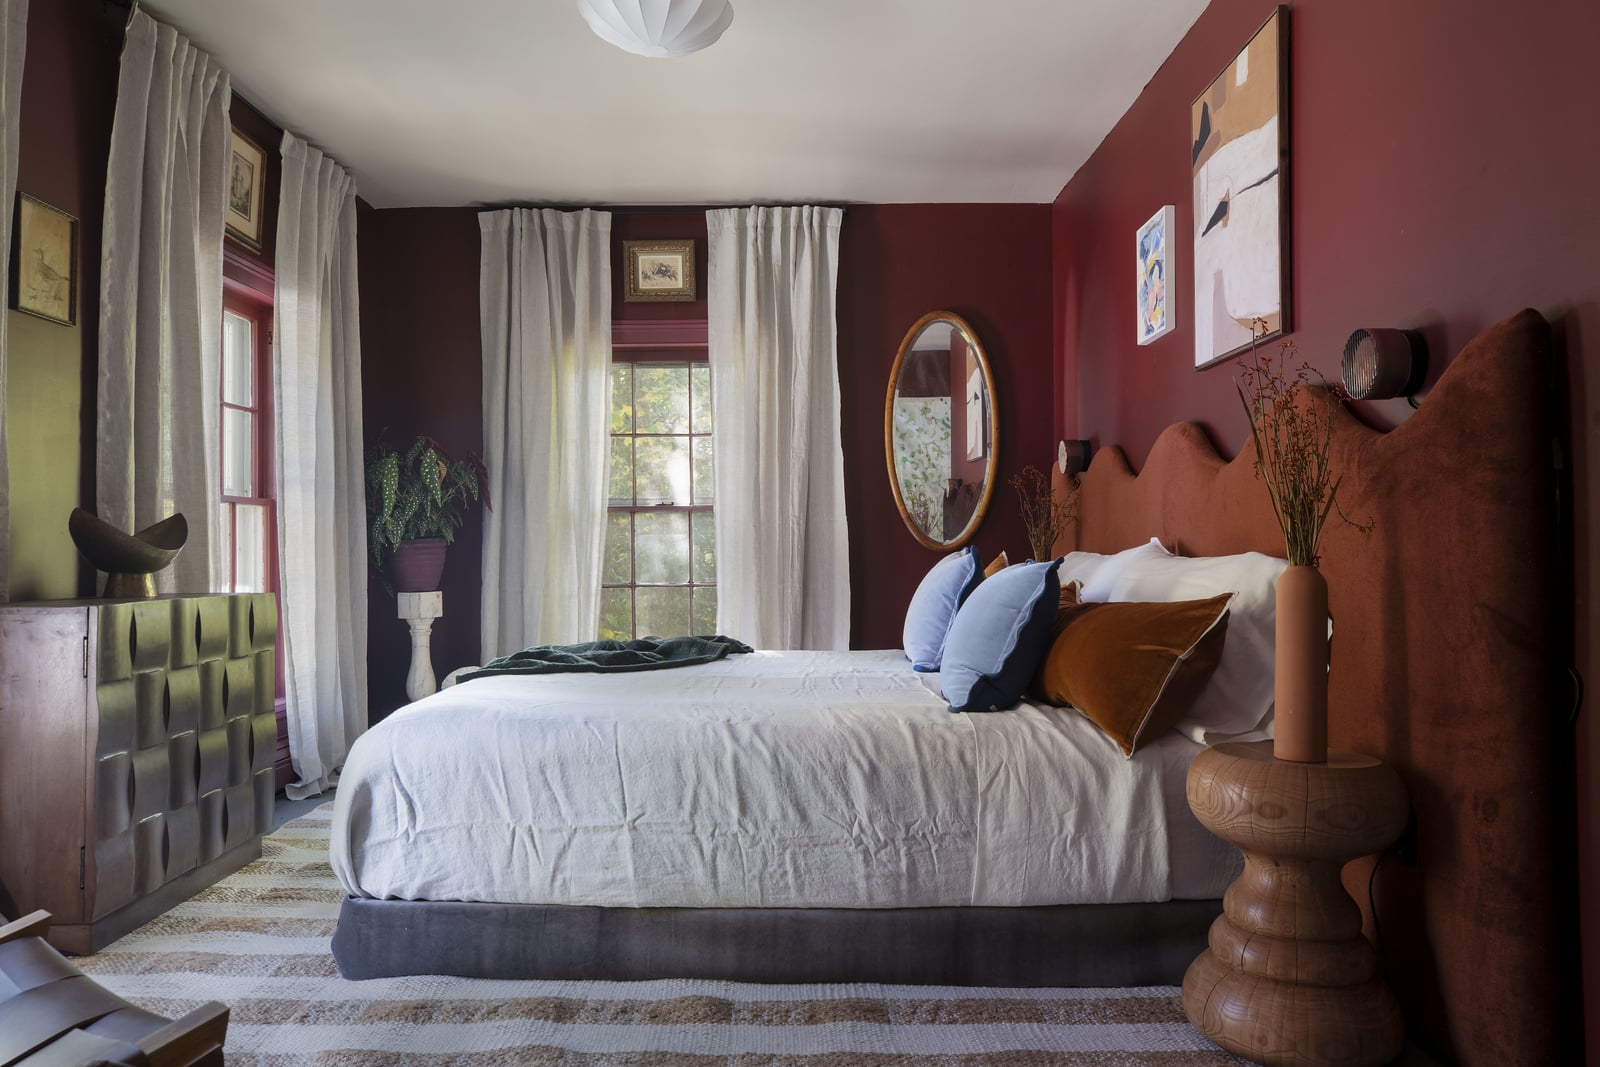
[330,650,1236,908]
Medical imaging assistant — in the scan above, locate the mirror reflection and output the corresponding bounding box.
[885,312,998,550]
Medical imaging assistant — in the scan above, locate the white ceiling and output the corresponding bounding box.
[141,0,1209,209]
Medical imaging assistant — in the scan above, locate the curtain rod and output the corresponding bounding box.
[469,205,851,218]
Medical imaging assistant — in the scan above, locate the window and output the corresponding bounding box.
[219,292,276,596]
[601,357,716,639]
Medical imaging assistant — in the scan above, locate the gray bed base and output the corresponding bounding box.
[331,895,1224,986]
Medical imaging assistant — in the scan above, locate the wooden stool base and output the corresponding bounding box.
[1183,916,1404,1066]
[1182,742,1408,1067]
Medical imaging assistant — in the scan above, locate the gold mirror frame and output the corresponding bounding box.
[883,311,1000,551]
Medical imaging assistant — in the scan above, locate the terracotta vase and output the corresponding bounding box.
[392,538,448,592]
[1273,564,1329,763]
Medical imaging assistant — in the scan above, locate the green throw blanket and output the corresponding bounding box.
[458,634,754,681]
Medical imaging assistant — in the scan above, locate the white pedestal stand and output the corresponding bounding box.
[398,591,444,701]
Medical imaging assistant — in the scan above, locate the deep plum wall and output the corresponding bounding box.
[5,0,281,600]
[358,203,1053,714]
[838,205,1053,648]
[357,206,485,719]
[1051,0,1600,1060]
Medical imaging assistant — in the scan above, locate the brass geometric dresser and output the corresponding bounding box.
[0,594,277,953]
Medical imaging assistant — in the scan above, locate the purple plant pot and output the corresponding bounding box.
[392,538,447,592]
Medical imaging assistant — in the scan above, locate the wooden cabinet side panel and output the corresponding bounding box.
[0,607,91,923]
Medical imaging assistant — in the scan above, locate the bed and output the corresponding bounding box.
[330,310,1573,1064]
[331,648,1238,984]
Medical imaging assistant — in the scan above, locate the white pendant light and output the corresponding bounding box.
[578,0,734,58]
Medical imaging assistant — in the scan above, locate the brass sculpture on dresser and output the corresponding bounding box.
[0,594,278,954]
[67,507,189,598]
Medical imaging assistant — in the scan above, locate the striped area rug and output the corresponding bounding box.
[76,805,1242,1065]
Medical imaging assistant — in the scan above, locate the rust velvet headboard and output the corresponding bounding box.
[1063,309,1571,1064]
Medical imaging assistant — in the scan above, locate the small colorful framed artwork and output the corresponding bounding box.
[12,193,77,326]
[226,126,266,253]
[1136,205,1175,345]
[624,240,696,302]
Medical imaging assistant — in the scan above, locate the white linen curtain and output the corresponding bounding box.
[0,0,27,602]
[707,206,850,649]
[97,8,229,594]
[275,132,366,800]
[479,208,612,658]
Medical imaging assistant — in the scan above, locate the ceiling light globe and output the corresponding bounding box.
[578,0,734,58]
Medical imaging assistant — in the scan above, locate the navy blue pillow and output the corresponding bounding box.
[902,546,983,672]
[940,557,1063,712]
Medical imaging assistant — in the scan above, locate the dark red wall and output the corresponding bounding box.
[357,206,485,718]
[839,205,1053,648]
[1052,0,1600,1060]
[1056,0,1597,461]
[357,203,1053,714]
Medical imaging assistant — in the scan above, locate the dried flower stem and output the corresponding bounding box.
[1010,464,1078,561]
[1236,320,1365,566]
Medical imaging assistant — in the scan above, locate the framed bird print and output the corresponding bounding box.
[12,193,77,326]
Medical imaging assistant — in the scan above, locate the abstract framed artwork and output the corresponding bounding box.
[1191,5,1290,370]
[624,239,696,302]
[226,126,266,253]
[11,193,77,326]
[1136,205,1175,345]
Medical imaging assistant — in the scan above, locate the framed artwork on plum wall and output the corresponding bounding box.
[226,126,266,253]
[11,193,77,326]
[1190,5,1290,370]
[1136,205,1175,345]
[624,239,696,302]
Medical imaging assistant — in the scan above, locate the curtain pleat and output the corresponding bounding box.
[97,8,228,594]
[0,0,28,601]
[479,208,612,658]
[275,132,366,800]
[707,206,850,649]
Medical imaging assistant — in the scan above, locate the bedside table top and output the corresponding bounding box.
[1210,739,1384,773]
[1188,740,1409,860]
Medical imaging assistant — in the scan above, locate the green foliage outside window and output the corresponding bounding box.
[602,361,715,640]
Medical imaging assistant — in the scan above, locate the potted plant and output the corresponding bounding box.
[365,435,489,593]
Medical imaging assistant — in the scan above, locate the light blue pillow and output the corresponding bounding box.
[941,557,1063,713]
[903,546,983,672]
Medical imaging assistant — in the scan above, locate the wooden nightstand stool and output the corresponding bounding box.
[1181,741,1408,1067]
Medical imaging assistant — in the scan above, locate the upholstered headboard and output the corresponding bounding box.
[1064,310,1571,1064]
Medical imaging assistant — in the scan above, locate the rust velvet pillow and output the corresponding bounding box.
[1033,587,1233,757]
[984,551,1009,577]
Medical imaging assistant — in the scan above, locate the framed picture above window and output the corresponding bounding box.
[226,126,266,253]
[623,239,696,302]
[11,193,77,326]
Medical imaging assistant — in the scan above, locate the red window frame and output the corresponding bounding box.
[222,248,283,700]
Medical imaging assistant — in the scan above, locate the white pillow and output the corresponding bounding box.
[1082,539,1287,744]
[1060,538,1170,598]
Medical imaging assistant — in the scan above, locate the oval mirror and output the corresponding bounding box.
[884,311,999,550]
